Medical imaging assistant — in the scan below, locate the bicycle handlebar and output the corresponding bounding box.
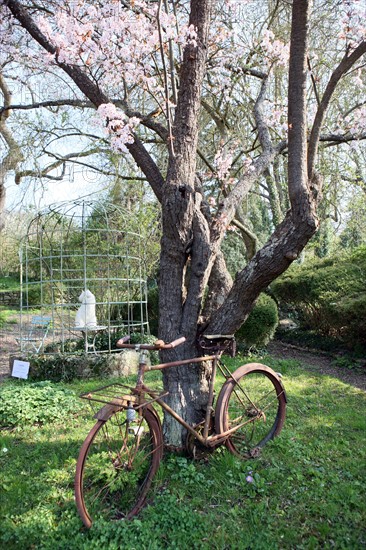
[116,336,186,350]
[156,336,186,349]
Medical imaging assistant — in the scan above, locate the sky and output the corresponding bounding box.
[6,174,101,212]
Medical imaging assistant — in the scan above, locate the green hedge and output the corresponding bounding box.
[271,246,366,349]
[235,294,279,349]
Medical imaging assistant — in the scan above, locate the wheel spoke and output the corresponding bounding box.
[215,365,286,459]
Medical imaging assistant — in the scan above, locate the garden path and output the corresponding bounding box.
[268,340,366,392]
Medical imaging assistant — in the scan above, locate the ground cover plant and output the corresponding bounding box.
[0,355,365,550]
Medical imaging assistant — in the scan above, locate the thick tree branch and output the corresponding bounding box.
[287,0,310,215]
[166,0,212,182]
[200,249,233,323]
[159,0,214,349]
[206,0,314,336]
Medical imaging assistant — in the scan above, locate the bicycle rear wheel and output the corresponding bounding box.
[215,363,286,459]
[75,405,163,528]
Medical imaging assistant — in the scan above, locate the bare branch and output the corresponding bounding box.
[0,98,169,140]
[201,98,229,134]
[232,211,258,260]
[308,40,366,180]
[157,0,174,155]
[254,77,273,154]
[307,56,321,106]
[211,76,282,242]
[164,0,178,105]
[320,132,366,146]
[14,147,101,183]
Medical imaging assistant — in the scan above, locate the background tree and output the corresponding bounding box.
[1,0,365,447]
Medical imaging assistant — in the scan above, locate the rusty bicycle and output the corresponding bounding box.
[74,335,286,528]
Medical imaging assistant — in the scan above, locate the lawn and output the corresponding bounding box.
[0,354,365,550]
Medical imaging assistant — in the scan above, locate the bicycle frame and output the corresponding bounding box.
[141,352,254,446]
[81,344,257,448]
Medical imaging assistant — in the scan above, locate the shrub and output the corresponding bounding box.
[0,381,82,427]
[235,294,279,349]
[271,246,366,348]
[27,353,115,382]
[28,333,159,382]
[0,309,7,328]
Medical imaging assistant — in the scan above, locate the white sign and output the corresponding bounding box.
[12,360,30,379]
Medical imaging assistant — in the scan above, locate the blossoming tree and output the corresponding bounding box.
[1,0,365,446]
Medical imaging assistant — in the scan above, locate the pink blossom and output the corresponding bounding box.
[96,104,140,153]
[214,148,233,181]
[260,29,290,67]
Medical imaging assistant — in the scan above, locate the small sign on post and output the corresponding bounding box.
[11,359,30,380]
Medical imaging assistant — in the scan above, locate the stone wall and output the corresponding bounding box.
[0,291,20,307]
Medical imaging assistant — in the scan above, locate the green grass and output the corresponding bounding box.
[0,354,365,549]
[0,307,19,328]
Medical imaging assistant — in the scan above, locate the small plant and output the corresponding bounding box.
[0,381,82,427]
[242,470,267,494]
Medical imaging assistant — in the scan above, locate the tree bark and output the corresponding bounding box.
[158,0,214,449]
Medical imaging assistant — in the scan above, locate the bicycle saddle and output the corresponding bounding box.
[197,334,236,356]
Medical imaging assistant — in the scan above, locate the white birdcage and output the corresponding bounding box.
[18,199,149,355]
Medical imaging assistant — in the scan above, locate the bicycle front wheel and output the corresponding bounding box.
[75,405,163,528]
[215,363,286,459]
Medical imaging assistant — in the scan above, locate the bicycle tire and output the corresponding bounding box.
[75,405,163,528]
[215,363,286,459]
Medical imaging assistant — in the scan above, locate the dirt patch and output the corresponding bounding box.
[268,340,366,392]
[0,328,19,380]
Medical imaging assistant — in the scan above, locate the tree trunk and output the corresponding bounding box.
[157,0,213,449]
